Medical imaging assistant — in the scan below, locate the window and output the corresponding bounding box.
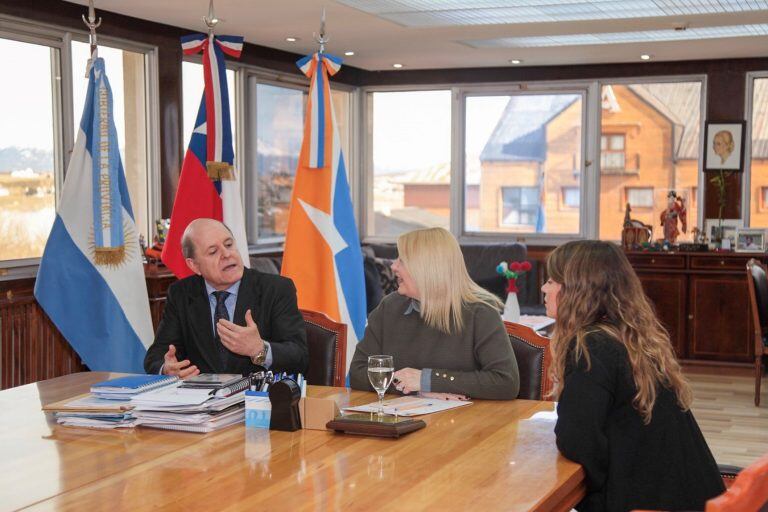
[72,41,152,240]
[369,90,451,237]
[245,81,304,242]
[0,38,57,261]
[465,92,583,235]
[500,187,539,227]
[748,76,768,226]
[562,187,580,208]
[182,61,236,154]
[600,81,702,241]
[626,187,654,208]
[600,134,626,171]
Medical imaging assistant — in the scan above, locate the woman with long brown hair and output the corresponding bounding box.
[542,240,723,512]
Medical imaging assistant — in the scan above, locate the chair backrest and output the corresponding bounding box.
[504,321,552,400]
[746,259,768,355]
[706,452,768,512]
[300,309,347,388]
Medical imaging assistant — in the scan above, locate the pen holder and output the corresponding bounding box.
[268,379,302,432]
[245,391,271,429]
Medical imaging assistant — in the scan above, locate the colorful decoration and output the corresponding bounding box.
[496,260,532,294]
[660,190,687,244]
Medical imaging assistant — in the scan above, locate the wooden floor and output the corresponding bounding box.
[686,368,768,468]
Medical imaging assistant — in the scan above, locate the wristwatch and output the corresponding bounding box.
[251,344,267,365]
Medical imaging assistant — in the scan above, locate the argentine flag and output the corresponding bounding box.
[34,56,153,372]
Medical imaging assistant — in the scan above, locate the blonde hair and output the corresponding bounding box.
[547,240,692,424]
[396,228,503,334]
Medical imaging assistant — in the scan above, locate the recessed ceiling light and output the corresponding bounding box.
[640,54,651,60]
[509,59,522,64]
[344,51,355,56]
[393,63,403,68]
[285,37,298,42]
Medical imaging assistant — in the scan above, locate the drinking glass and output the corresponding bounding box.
[367,355,394,416]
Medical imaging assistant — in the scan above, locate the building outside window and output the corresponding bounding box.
[748,76,768,226]
[369,90,451,237]
[466,92,583,235]
[599,81,702,241]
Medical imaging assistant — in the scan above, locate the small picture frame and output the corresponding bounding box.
[704,219,742,249]
[704,121,746,172]
[735,228,766,253]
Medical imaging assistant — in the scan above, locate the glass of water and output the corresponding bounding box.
[367,355,394,416]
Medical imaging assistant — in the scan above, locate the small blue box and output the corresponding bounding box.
[245,390,271,429]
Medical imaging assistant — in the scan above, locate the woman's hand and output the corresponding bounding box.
[393,367,421,394]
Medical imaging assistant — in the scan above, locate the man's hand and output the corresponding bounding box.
[393,367,422,394]
[217,309,264,358]
[162,344,200,379]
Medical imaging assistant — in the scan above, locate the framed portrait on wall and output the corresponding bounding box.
[703,120,746,172]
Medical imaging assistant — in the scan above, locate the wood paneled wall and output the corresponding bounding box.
[0,265,174,389]
[0,280,86,389]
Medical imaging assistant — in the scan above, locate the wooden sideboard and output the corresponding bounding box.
[625,251,764,364]
[0,263,175,389]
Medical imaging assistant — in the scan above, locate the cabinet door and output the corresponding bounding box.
[637,273,687,358]
[688,274,752,362]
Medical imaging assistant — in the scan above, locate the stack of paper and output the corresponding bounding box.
[44,394,138,429]
[130,387,247,433]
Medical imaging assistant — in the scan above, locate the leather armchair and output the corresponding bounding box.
[504,321,552,400]
[301,309,347,388]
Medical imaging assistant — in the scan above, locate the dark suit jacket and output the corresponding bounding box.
[144,269,308,375]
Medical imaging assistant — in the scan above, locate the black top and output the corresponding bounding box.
[555,331,724,512]
[144,268,308,375]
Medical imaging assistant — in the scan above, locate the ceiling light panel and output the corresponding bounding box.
[464,23,768,48]
[336,0,768,26]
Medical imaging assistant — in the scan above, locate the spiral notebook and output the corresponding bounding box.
[91,375,179,396]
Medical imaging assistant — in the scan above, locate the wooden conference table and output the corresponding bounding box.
[0,373,585,512]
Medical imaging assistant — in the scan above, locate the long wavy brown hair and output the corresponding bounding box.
[547,240,692,424]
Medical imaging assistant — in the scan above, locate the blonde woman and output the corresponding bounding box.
[542,241,723,512]
[349,228,519,400]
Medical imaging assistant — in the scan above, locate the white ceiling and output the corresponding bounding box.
[63,0,768,70]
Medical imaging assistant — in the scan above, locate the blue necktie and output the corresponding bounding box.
[213,291,230,366]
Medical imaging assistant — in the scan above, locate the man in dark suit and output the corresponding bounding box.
[144,218,308,376]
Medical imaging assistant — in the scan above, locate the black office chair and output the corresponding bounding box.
[746,259,768,406]
[301,309,347,388]
[503,321,552,400]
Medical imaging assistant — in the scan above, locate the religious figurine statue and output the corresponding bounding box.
[660,191,687,244]
[621,203,653,250]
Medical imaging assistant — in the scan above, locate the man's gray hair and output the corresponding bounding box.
[180,219,234,260]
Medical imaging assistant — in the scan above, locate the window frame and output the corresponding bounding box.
[182,55,358,250]
[743,71,768,226]
[596,74,707,240]
[498,186,540,228]
[0,15,160,277]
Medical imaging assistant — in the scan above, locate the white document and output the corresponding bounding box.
[343,396,472,417]
[130,387,213,407]
[516,315,555,332]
